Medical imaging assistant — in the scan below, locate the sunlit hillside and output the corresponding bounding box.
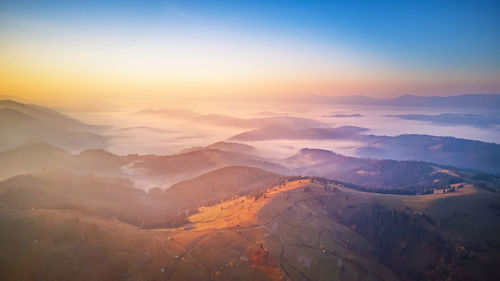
[1,1,499,281]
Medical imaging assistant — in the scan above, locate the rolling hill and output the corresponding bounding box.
[2,141,497,194]
[130,147,288,187]
[0,142,288,188]
[1,177,498,281]
[0,166,286,227]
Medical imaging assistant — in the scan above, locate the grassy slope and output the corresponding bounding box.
[1,178,498,281]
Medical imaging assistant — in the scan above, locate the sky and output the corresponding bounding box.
[0,0,499,103]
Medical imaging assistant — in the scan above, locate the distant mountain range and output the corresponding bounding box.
[2,97,499,191]
[229,125,500,175]
[307,93,500,109]
[285,148,472,193]
[136,108,327,128]
[356,134,500,175]
[386,113,500,128]
[229,125,367,141]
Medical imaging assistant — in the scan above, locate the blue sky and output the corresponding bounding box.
[0,0,499,99]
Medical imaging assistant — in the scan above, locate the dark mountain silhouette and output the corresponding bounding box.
[357,134,500,175]
[285,148,466,192]
[228,124,500,175]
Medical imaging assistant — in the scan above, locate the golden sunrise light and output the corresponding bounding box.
[0,1,499,281]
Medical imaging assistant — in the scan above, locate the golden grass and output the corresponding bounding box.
[2,178,494,281]
[189,179,309,230]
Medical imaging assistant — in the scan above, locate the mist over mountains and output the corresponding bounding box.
[1,0,499,278]
[2,96,500,183]
[1,138,496,195]
[229,126,500,176]
[1,95,500,281]
[306,93,500,109]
